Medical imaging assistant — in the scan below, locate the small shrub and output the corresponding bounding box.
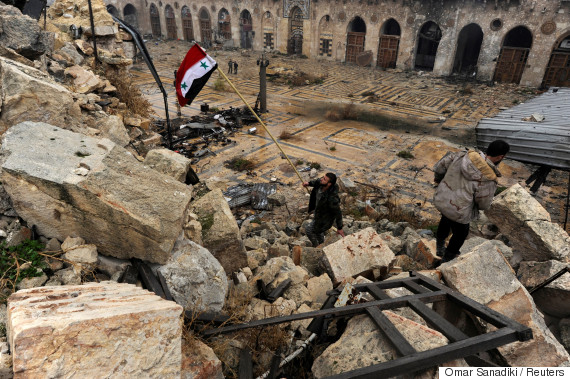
[495,186,507,196]
[325,110,341,122]
[209,107,221,113]
[0,239,45,303]
[397,150,414,159]
[309,162,321,170]
[105,67,153,118]
[75,151,90,158]
[212,77,227,91]
[225,157,256,172]
[329,145,336,151]
[199,213,214,237]
[279,130,296,140]
[296,159,304,166]
[361,91,375,97]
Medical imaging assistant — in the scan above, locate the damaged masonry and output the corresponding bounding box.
[1,0,570,378]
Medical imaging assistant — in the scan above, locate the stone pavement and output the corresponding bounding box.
[130,41,568,229]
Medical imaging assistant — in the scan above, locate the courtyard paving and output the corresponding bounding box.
[131,40,569,230]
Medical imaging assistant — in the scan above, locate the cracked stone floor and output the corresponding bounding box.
[130,40,569,231]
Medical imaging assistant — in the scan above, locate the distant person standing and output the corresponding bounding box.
[228,59,233,74]
[303,173,345,247]
[433,140,510,264]
[233,60,238,74]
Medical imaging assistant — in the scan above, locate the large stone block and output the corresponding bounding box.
[1,122,193,264]
[485,184,570,262]
[144,148,192,183]
[156,239,227,313]
[312,311,466,378]
[322,227,395,284]
[518,260,570,318]
[7,282,182,377]
[0,57,76,134]
[439,242,570,366]
[190,189,247,273]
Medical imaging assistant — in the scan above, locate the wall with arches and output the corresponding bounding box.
[103,0,570,87]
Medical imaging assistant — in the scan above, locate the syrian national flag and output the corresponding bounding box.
[176,44,218,107]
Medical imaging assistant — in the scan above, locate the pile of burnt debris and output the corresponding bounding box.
[152,106,260,162]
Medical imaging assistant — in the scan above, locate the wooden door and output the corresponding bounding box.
[493,47,529,84]
[200,19,212,43]
[542,52,570,87]
[182,17,193,41]
[346,32,365,63]
[166,17,176,39]
[377,35,399,68]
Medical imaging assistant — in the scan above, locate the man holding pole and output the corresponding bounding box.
[303,173,345,247]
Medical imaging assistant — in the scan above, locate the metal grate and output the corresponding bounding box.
[203,272,532,378]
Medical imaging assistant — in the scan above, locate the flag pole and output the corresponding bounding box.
[216,67,309,193]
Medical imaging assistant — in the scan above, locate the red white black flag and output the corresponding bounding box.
[175,44,218,107]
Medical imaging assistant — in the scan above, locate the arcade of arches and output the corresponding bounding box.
[103,0,570,87]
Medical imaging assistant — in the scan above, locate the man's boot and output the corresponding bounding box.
[440,248,458,263]
[436,240,446,257]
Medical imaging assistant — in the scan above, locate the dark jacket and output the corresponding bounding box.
[307,179,343,232]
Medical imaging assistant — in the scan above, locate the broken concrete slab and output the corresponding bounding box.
[0,3,50,60]
[518,260,570,318]
[322,227,395,284]
[439,242,570,366]
[190,189,248,274]
[485,184,570,262]
[0,57,77,134]
[306,273,333,307]
[312,311,466,378]
[1,122,193,264]
[7,282,182,377]
[156,239,227,314]
[144,148,192,183]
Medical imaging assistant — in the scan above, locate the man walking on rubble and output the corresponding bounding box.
[233,60,238,75]
[228,59,233,74]
[303,173,345,247]
[433,140,510,264]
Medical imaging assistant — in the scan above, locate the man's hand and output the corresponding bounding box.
[337,229,345,237]
[303,181,309,187]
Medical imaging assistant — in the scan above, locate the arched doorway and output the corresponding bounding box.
[453,23,483,74]
[415,21,442,71]
[149,3,161,38]
[199,8,212,45]
[218,8,231,40]
[346,16,366,64]
[318,15,333,57]
[123,4,138,29]
[493,26,532,84]
[240,10,253,49]
[542,33,570,87]
[377,18,400,69]
[262,11,275,50]
[107,5,119,18]
[165,5,176,39]
[287,7,303,55]
[181,6,194,41]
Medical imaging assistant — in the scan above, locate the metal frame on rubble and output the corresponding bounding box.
[202,272,533,379]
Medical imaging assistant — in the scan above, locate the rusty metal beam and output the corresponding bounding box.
[366,306,417,357]
[412,273,533,341]
[327,328,519,379]
[202,291,447,337]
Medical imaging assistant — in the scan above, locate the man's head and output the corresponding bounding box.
[486,140,510,164]
[320,172,337,189]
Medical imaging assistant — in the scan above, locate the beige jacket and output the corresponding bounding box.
[433,150,501,224]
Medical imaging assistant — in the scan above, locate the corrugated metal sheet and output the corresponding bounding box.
[476,88,570,170]
[224,183,277,210]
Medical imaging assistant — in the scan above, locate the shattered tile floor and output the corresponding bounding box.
[131,40,569,231]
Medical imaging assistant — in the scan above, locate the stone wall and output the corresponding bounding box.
[103,0,570,87]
